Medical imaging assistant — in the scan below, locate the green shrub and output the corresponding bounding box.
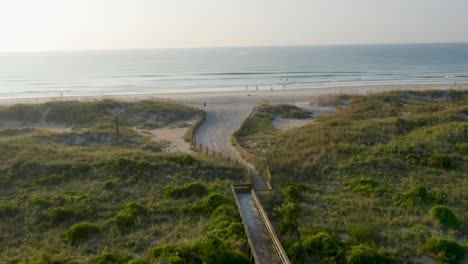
[430,205,458,227]
[103,180,118,189]
[65,222,100,244]
[209,205,237,228]
[346,245,391,264]
[287,242,306,263]
[150,244,197,263]
[455,143,468,154]
[114,202,147,227]
[198,193,230,213]
[302,232,344,261]
[427,154,453,170]
[283,185,300,201]
[406,153,421,165]
[164,182,208,199]
[218,251,251,264]
[96,253,120,264]
[127,259,145,264]
[225,222,245,240]
[179,154,195,165]
[405,185,429,201]
[425,237,464,264]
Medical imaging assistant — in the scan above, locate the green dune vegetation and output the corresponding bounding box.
[0,100,250,264]
[234,90,467,264]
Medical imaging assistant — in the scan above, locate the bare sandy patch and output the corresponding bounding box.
[272,117,316,131]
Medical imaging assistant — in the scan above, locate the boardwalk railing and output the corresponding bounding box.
[231,184,259,263]
[232,184,291,264]
[251,190,291,264]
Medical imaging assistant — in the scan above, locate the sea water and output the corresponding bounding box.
[0,43,467,99]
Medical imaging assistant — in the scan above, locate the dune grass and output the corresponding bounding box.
[0,101,250,264]
[237,90,467,263]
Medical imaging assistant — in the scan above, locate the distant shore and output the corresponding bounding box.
[0,83,466,107]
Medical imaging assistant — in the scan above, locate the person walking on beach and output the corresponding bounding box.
[256,85,258,92]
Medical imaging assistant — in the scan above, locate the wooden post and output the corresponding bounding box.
[114,116,119,135]
[206,147,209,156]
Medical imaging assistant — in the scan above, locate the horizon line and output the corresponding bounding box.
[1,41,468,54]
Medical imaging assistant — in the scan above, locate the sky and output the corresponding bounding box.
[0,0,467,52]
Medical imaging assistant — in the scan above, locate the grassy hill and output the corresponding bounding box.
[235,90,467,264]
[0,100,250,264]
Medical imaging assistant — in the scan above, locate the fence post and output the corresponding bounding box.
[206,147,209,156]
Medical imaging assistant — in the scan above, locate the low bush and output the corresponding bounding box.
[127,259,145,264]
[287,242,306,263]
[406,153,421,165]
[455,143,468,153]
[65,222,100,244]
[427,154,453,170]
[179,154,196,165]
[346,245,391,264]
[164,182,208,199]
[96,253,120,264]
[425,237,464,264]
[103,180,118,189]
[405,185,429,202]
[302,232,344,261]
[209,205,238,228]
[430,205,458,227]
[197,193,230,213]
[150,244,198,263]
[217,251,251,264]
[114,202,147,228]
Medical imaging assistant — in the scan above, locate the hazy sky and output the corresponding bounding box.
[1,0,467,52]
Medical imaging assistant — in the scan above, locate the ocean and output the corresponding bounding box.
[0,43,467,99]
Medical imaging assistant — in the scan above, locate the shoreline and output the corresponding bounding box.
[0,83,467,106]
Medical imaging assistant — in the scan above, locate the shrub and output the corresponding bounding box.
[406,153,421,165]
[128,259,145,264]
[198,193,230,213]
[346,245,391,264]
[218,251,251,264]
[283,185,300,201]
[427,154,453,170]
[65,222,100,244]
[455,143,468,154]
[209,205,237,228]
[430,205,458,227]
[150,244,197,263]
[114,202,147,227]
[96,253,120,264]
[179,154,195,165]
[164,182,208,199]
[225,222,245,240]
[405,185,429,201]
[302,232,344,261]
[103,180,118,189]
[425,237,464,264]
[287,242,306,263]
